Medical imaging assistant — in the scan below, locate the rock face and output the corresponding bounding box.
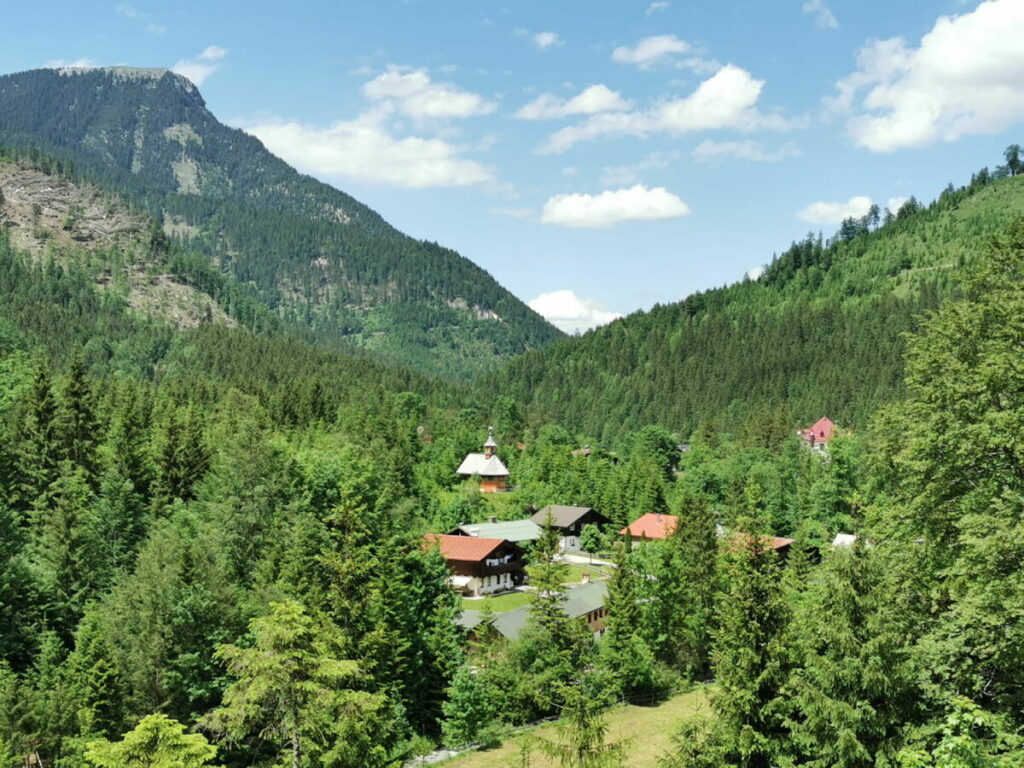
[0,67,563,377]
[0,160,233,330]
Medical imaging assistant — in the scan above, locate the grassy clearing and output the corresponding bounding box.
[460,590,534,614]
[442,687,710,767]
[563,563,610,583]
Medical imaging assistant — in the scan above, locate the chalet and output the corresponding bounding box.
[458,580,609,641]
[531,505,611,552]
[619,513,795,557]
[449,518,543,546]
[619,512,678,540]
[424,533,526,597]
[798,417,837,451]
[456,427,510,493]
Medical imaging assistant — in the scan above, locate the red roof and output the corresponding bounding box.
[423,533,506,562]
[619,513,678,540]
[803,417,837,442]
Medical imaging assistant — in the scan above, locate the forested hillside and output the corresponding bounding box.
[0,67,563,377]
[497,162,1024,442]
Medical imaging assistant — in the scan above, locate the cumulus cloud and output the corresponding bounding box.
[539,64,788,154]
[528,290,622,334]
[44,58,98,69]
[172,45,228,86]
[600,151,679,186]
[886,196,909,214]
[646,2,670,15]
[245,109,493,188]
[612,34,690,68]
[796,195,873,224]
[691,139,800,163]
[802,0,838,30]
[362,67,496,119]
[832,0,1024,152]
[540,184,690,228]
[534,31,564,50]
[747,265,766,281]
[489,206,533,218]
[515,84,632,120]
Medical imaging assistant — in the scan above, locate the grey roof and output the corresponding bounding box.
[460,581,609,640]
[456,453,510,477]
[532,504,599,528]
[451,519,543,542]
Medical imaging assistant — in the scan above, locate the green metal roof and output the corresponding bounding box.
[451,519,543,542]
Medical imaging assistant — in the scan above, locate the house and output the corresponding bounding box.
[456,427,510,493]
[458,580,609,641]
[798,417,837,451]
[532,505,611,552]
[424,533,525,597]
[619,513,795,557]
[449,518,543,546]
[619,512,678,540]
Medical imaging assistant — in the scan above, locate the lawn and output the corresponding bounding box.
[441,687,710,767]
[460,590,534,613]
[563,563,609,584]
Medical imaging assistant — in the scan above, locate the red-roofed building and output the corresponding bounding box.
[619,515,796,558]
[798,417,837,451]
[619,513,678,540]
[423,533,526,596]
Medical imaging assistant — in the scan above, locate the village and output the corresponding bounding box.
[424,418,848,645]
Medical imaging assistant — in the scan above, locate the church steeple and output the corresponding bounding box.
[483,426,497,458]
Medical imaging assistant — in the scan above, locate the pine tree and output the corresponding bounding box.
[15,365,61,509]
[84,713,220,768]
[55,353,100,484]
[442,665,497,748]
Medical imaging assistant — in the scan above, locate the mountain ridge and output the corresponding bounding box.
[0,67,562,377]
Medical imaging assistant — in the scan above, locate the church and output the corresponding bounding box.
[456,427,510,492]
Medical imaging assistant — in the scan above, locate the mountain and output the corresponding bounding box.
[495,167,1024,443]
[0,67,562,377]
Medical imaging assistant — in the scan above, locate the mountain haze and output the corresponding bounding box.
[0,66,562,377]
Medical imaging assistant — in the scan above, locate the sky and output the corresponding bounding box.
[3,0,1023,332]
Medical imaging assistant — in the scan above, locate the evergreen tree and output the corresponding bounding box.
[442,664,497,748]
[84,713,220,768]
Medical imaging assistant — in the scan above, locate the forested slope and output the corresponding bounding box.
[496,167,1024,442]
[0,67,563,377]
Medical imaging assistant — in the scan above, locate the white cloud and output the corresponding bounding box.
[540,184,690,228]
[245,109,494,188]
[172,46,228,86]
[115,3,144,20]
[886,196,909,214]
[600,150,679,186]
[612,34,690,68]
[44,58,98,69]
[691,139,800,163]
[528,290,622,334]
[802,0,838,30]
[796,195,873,224]
[833,0,1024,152]
[362,67,496,119]
[747,265,766,281]
[539,64,788,154]
[146,23,167,35]
[489,206,533,218]
[515,84,632,120]
[534,31,564,50]
[646,2,670,15]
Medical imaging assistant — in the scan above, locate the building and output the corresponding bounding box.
[449,518,543,546]
[619,512,678,540]
[458,580,609,641]
[619,513,795,557]
[424,533,526,597]
[798,417,837,451]
[531,505,611,552]
[456,427,511,493]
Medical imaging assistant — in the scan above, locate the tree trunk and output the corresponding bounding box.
[291,728,301,768]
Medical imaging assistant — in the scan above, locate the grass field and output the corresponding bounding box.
[563,563,610,583]
[441,687,710,767]
[460,590,534,613]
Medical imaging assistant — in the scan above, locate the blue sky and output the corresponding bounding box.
[3,0,1023,331]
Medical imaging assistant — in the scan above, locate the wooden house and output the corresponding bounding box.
[423,533,525,597]
[531,505,610,552]
[456,427,510,493]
